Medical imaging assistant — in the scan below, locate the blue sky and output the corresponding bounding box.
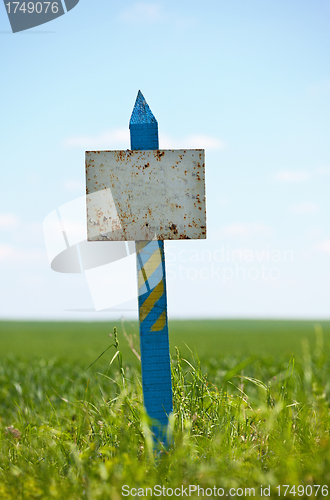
[1,0,330,320]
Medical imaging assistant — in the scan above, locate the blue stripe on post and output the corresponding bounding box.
[129,91,173,440]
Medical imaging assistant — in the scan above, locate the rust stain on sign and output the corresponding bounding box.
[86,149,206,241]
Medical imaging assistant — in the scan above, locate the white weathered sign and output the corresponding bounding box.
[86,149,206,241]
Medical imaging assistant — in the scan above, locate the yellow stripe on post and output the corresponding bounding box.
[136,241,150,251]
[139,280,164,323]
[138,248,162,288]
[151,311,167,332]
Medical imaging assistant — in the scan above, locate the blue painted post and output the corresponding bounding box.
[129,91,173,442]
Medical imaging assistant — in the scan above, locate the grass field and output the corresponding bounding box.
[1,319,330,499]
[1,319,330,363]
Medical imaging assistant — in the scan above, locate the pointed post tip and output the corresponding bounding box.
[130,90,157,126]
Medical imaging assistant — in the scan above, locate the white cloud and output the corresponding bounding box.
[316,239,330,254]
[11,222,44,246]
[274,171,310,182]
[64,129,224,151]
[119,2,196,29]
[186,135,224,150]
[0,245,14,260]
[0,244,46,263]
[318,166,330,175]
[119,2,164,23]
[220,222,273,238]
[63,129,129,149]
[308,80,330,96]
[223,225,249,237]
[0,213,19,229]
[289,203,319,214]
[160,133,224,150]
[306,227,323,239]
[64,180,85,192]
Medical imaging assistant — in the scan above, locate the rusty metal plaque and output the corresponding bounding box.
[86,149,206,241]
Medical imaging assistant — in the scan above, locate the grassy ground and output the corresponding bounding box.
[0,320,330,499]
[1,319,330,362]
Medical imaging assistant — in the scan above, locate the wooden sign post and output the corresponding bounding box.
[85,91,206,443]
[129,91,173,441]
